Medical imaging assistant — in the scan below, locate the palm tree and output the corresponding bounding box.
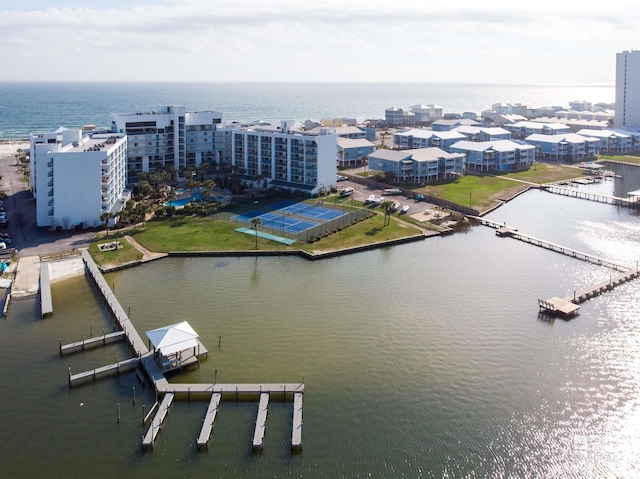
[381,200,394,226]
[251,217,262,248]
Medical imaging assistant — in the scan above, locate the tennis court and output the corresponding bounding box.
[271,200,346,221]
[233,210,318,234]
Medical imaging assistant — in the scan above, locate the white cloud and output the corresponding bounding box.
[0,0,638,83]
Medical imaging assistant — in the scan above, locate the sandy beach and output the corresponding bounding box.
[0,140,30,160]
[48,257,85,283]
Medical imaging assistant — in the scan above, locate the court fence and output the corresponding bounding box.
[213,207,374,243]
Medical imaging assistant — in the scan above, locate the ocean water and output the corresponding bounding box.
[0,81,615,140]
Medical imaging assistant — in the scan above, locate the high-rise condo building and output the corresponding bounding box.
[615,50,640,130]
[111,106,224,179]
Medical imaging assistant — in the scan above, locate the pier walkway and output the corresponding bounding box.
[69,356,141,386]
[40,262,52,317]
[469,216,631,271]
[197,393,221,448]
[60,331,126,355]
[81,249,148,355]
[470,217,639,317]
[540,184,639,209]
[252,393,269,451]
[291,392,303,452]
[142,393,175,449]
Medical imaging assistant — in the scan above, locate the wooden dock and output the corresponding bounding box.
[564,269,639,305]
[75,249,306,453]
[60,331,126,355]
[40,262,53,318]
[471,218,639,317]
[470,217,631,272]
[540,184,639,209]
[157,382,304,399]
[252,393,269,452]
[81,249,149,356]
[197,393,221,448]
[291,392,303,452]
[68,356,141,386]
[537,297,580,318]
[142,393,175,449]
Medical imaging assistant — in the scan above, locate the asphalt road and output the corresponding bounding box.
[0,153,97,258]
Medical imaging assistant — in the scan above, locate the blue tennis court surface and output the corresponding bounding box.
[282,203,344,220]
[233,200,348,234]
[234,211,318,233]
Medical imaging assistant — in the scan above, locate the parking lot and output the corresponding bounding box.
[337,176,431,216]
[0,143,97,257]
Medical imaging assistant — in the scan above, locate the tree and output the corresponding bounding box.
[251,217,262,248]
[100,211,111,234]
[380,200,394,226]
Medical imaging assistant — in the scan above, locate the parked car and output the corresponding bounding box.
[415,194,425,202]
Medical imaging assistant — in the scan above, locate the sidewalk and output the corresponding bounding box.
[124,235,168,262]
[12,255,40,297]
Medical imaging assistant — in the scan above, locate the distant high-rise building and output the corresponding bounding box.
[615,50,640,130]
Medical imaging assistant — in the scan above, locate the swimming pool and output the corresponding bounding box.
[164,192,202,207]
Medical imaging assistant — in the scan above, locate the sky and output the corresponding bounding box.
[1,0,638,84]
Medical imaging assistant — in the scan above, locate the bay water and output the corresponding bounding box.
[1,165,639,477]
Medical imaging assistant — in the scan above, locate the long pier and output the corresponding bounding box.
[81,249,148,355]
[469,216,631,272]
[540,184,638,208]
[470,217,639,317]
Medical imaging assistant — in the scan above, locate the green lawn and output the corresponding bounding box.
[299,212,422,253]
[88,207,423,267]
[503,162,587,183]
[410,163,588,212]
[129,217,280,252]
[88,235,143,266]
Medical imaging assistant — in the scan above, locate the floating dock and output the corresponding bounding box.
[60,331,126,355]
[40,262,52,318]
[197,393,221,448]
[142,393,175,449]
[252,393,269,452]
[291,392,303,452]
[68,356,141,386]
